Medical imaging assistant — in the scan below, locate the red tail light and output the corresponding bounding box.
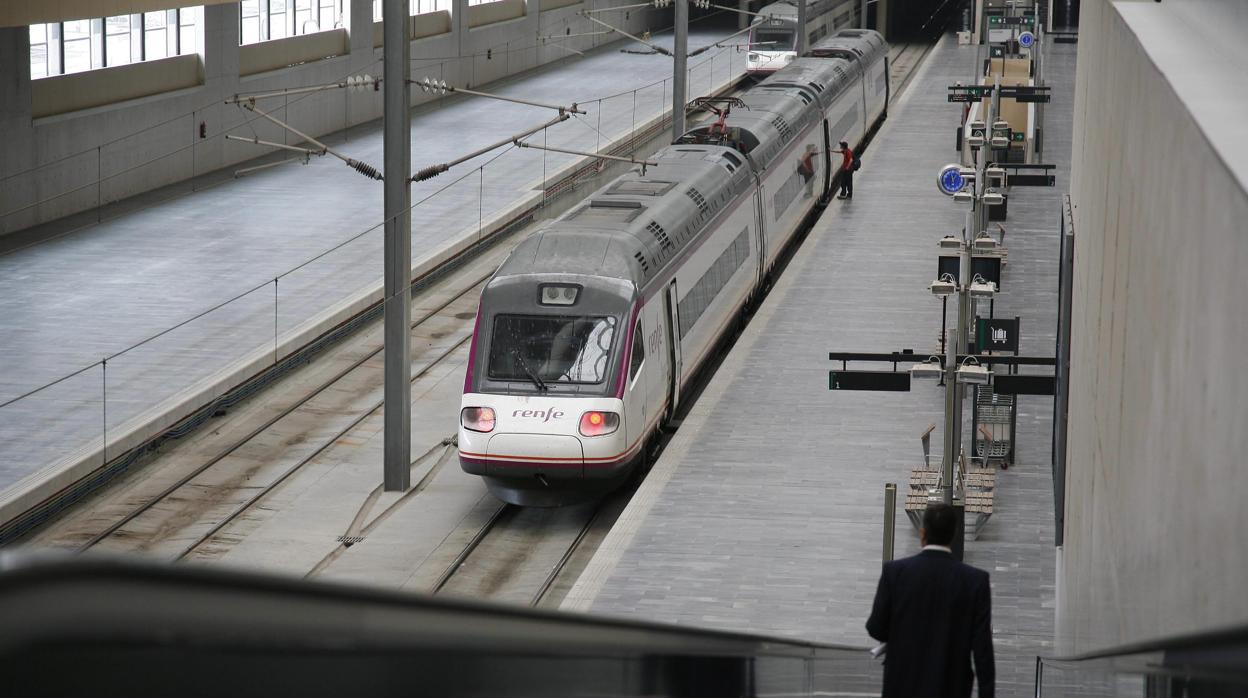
[461,407,496,433]
[579,411,620,437]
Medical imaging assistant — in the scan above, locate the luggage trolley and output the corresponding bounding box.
[972,387,1015,468]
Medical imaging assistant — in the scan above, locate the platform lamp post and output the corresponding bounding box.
[923,98,1001,559]
[382,0,412,492]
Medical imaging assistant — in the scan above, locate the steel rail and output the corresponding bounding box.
[75,271,493,553]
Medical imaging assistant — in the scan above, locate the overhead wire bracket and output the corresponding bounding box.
[411,78,585,115]
[411,113,570,182]
[513,139,659,176]
[230,98,383,181]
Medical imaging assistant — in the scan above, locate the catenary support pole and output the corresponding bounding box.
[739,0,749,30]
[383,0,412,492]
[795,0,807,57]
[672,0,688,140]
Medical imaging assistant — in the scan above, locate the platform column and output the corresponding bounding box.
[383,0,412,492]
[672,0,688,140]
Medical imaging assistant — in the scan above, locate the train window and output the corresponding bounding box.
[488,314,618,385]
[751,28,795,51]
[721,151,743,168]
[629,323,644,381]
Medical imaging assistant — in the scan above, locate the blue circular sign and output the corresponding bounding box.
[937,164,966,196]
[1018,31,1035,48]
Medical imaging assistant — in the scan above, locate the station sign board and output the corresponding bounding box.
[829,370,911,392]
[975,317,1019,353]
[948,85,993,103]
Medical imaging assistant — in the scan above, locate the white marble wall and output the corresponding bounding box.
[1062,0,1248,656]
[0,1,660,235]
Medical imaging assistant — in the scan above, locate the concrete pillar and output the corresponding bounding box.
[739,0,750,31]
[0,26,35,234]
[453,0,469,86]
[347,0,376,58]
[199,3,241,178]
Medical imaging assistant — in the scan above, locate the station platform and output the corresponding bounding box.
[563,33,1076,693]
[0,27,745,531]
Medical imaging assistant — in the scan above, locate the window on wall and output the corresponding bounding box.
[29,7,202,78]
[372,0,455,21]
[241,0,345,43]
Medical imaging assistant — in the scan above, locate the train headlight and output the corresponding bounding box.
[461,406,496,433]
[579,411,620,437]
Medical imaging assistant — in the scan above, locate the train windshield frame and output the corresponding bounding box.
[487,313,620,387]
[751,27,795,51]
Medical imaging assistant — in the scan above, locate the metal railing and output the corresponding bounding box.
[0,552,881,696]
[1035,625,1248,696]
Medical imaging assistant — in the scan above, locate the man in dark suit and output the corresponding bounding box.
[866,503,995,697]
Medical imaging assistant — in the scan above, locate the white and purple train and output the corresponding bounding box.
[459,30,889,505]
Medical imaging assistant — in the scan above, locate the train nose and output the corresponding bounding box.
[485,433,584,479]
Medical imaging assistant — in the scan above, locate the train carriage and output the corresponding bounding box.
[459,30,889,505]
[746,0,861,75]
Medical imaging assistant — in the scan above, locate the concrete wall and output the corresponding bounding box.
[1061,0,1248,656]
[0,0,660,236]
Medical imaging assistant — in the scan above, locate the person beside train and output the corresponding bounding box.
[832,141,856,199]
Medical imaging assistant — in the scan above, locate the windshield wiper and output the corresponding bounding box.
[511,350,548,392]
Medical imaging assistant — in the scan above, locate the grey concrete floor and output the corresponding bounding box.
[565,33,1078,697]
[0,27,744,502]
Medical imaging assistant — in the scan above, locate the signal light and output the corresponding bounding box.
[579,411,619,437]
[461,406,496,433]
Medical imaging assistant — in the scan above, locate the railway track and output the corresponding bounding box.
[40,267,495,558]
[429,490,625,609]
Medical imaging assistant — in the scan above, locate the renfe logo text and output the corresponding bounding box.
[513,408,564,423]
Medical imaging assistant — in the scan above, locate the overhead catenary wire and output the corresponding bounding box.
[412,113,570,182]
[410,78,585,115]
[513,139,659,175]
[579,11,674,56]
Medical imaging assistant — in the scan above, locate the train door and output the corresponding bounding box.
[663,280,683,421]
[625,317,647,444]
[821,118,832,202]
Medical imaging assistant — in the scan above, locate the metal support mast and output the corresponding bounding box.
[672,0,688,140]
[383,0,412,491]
[795,0,807,56]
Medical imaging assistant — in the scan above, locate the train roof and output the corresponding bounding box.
[809,28,888,64]
[489,43,882,296]
[755,0,836,22]
[493,145,750,292]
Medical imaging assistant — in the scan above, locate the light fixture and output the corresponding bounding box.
[973,233,998,251]
[930,274,957,297]
[956,363,992,385]
[968,120,986,132]
[910,357,944,380]
[967,134,985,148]
[968,274,997,299]
[939,235,962,250]
[990,135,1010,148]
[954,190,974,203]
[982,189,1005,206]
[992,120,1010,131]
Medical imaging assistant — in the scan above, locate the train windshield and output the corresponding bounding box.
[488,314,618,386]
[751,27,795,51]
